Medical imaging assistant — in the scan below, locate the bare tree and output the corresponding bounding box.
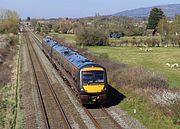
[0,8,19,34]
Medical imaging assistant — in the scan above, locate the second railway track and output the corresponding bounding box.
[24,31,72,129]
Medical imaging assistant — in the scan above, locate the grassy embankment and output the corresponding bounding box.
[0,35,24,129]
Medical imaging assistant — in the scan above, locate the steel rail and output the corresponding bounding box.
[25,30,72,129]
[24,32,50,129]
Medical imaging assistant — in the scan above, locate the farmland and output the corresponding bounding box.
[49,33,76,44]
[88,46,180,88]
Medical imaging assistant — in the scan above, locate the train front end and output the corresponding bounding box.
[79,66,108,105]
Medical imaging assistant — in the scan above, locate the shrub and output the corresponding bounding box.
[76,27,109,46]
[0,9,19,34]
[113,67,168,89]
[5,34,18,46]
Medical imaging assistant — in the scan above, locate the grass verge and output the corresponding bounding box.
[0,34,24,129]
[118,88,178,129]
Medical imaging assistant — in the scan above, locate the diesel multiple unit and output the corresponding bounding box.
[42,36,108,104]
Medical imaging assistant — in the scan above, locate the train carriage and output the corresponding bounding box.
[42,36,108,105]
[42,36,55,57]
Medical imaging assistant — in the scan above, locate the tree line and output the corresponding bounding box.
[147,8,180,47]
[157,15,180,47]
[30,8,180,47]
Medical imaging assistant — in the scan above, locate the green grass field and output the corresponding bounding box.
[49,33,76,44]
[88,46,180,88]
[59,34,76,43]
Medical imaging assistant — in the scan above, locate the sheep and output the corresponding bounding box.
[139,48,143,50]
[145,48,148,52]
[148,48,152,51]
[166,63,179,69]
[144,48,152,52]
[171,63,179,69]
[166,63,171,67]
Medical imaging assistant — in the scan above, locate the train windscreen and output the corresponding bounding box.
[82,71,104,84]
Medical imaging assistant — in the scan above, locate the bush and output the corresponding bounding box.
[52,25,60,33]
[0,9,19,34]
[111,67,168,89]
[5,34,18,46]
[76,27,109,46]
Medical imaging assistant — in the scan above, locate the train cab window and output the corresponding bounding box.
[82,71,104,84]
[94,71,104,83]
[82,71,93,84]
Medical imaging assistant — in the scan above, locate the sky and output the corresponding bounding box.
[0,0,180,19]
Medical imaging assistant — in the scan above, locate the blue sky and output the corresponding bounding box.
[0,0,179,19]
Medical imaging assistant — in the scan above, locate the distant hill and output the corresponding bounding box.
[113,3,180,18]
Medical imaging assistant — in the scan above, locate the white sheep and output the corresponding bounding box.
[144,48,152,52]
[166,63,171,67]
[171,63,179,68]
[148,48,152,51]
[145,48,148,52]
[139,48,143,50]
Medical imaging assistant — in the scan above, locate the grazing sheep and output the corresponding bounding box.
[166,63,171,67]
[144,48,152,52]
[171,63,179,68]
[145,48,148,52]
[148,48,152,51]
[166,63,179,69]
[139,48,143,50]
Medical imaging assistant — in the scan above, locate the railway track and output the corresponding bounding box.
[84,106,122,129]
[24,31,72,129]
[28,29,123,129]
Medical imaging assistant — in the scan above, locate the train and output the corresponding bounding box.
[41,36,108,105]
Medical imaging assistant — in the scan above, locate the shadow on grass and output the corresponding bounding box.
[105,85,126,108]
[85,85,126,109]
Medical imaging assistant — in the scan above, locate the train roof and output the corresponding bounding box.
[43,36,57,47]
[43,36,97,69]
